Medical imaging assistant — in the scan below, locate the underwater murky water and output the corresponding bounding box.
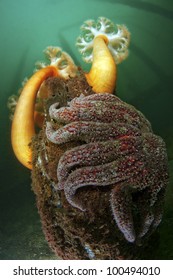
[0,0,173,259]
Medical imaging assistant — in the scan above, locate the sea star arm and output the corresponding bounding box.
[62,154,144,210]
[49,93,151,132]
[46,120,140,145]
[110,183,136,243]
[57,136,141,190]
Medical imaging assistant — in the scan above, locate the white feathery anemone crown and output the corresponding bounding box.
[35,46,78,79]
[76,17,130,64]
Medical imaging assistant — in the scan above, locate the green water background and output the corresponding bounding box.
[0,0,173,259]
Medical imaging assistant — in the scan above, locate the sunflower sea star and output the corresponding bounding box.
[46,93,168,243]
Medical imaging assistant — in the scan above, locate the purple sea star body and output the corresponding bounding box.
[46,93,168,243]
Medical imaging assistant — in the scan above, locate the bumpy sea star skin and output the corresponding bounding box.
[45,93,168,243]
[48,95,148,127]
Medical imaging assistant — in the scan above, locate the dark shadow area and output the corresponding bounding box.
[96,0,173,20]
[118,42,173,139]
[0,176,55,259]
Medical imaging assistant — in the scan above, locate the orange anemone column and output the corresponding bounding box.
[85,36,117,94]
[11,66,58,169]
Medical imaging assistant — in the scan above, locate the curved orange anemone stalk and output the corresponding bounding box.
[11,66,59,169]
[76,17,130,94]
[85,36,116,94]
